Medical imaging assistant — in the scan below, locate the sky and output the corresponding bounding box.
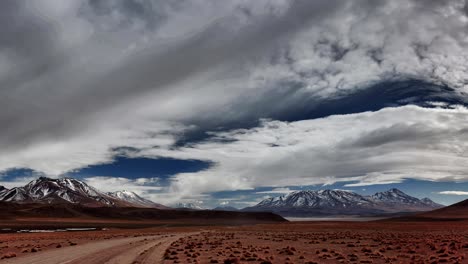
[1,0,468,208]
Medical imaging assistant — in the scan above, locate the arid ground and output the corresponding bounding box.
[0,219,467,264]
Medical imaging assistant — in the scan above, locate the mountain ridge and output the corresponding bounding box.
[243,188,443,217]
[0,177,169,209]
[107,190,169,209]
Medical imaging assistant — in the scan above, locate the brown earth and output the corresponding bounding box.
[0,228,198,264]
[0,220,467,264]
[161,221,468,264]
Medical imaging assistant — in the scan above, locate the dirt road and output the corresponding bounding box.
[1,233,192,264]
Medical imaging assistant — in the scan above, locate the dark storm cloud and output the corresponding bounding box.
[0,1,65,90]
[0,0,344,152]
[83,0,170,31]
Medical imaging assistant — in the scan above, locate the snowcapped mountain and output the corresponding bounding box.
[0,177,169,209]
[243,189,443,217]
[175,202,205,210]
[421,197,442,207]
[371,188,420,204]
[258,190,374,209]
[107,190,169,209]
[0,177,117,206]
[369,188,441,210]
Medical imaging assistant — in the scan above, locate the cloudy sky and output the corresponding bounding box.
[2,0,468,208]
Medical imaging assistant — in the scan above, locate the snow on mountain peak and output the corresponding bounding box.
[420,197,441,207]
[256,189,373,209]
[175,202,204,210]
[110,190,138,198]
[106,190,168,209]
[0,176,171,209]
[245,188,444,216]
[370,188,420,204]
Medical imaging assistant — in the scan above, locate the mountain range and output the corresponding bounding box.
[175,202,205,210]
[0,177,167,209]
[243,189,443,217]
[0,179,285,224]
[0,177,446,217]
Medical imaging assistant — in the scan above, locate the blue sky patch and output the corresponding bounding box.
[0,168,45,181]
[69,156,212,181]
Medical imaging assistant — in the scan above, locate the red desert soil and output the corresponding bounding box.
[161,221,468,264]
[0,227,200,264]
[0,221,467,264]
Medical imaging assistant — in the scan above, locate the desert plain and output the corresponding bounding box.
[0,218,467,264]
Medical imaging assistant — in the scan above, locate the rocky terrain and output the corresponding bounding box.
[161,222,468,264]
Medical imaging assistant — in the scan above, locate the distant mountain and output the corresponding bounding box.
[370,188,441,211]
[421,197,442,208]
[413,199,468,220]
[175,202,205,210]
[0,177,118,207]
[243,189,443,217]
[107,190,169,209]
[0,177,168,208]
[212,206,239,211]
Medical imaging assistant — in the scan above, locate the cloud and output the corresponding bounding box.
[256,187,296,194]
[0,120,183,175]
[343,172,404,187]
[83,176,163,194]
[0,0,343,154]
[0,1,467,168]
[1,0,468,205]
[136,105,468,203]
[438,191,468,196]
[6,104,468,206]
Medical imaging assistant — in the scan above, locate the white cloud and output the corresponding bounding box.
[138,105,468,203]
[0,120,182,176]
[438,191,468,196]
[4,105,468,207]
[0,0,467,174]
[256,187,296,194]
[83,176,163,194]
[343,172,405,187]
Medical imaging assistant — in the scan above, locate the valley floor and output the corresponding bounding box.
[0,220,467,264]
